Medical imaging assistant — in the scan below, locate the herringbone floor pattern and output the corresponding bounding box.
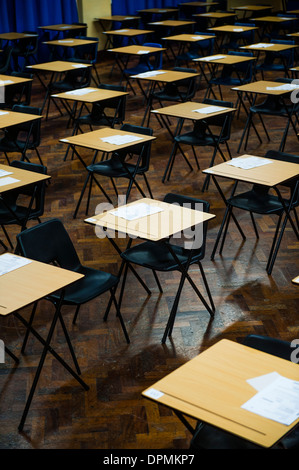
[0,48,298,450]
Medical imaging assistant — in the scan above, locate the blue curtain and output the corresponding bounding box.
[0,0,78,33]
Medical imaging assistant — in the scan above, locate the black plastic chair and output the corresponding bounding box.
[163,98,234,190]
[16,218,130,344]
[212,150,299,274]
[0,159,47,250]
[0,71,33,109]
[175,32,215,66]
[68,36,100,85]
[11,32,39,72]
[73,123,154,218]
[146,66,199,126]
[119,193,215,343]
[206,51,254,101]
[255,39,295,79]
[190,334,299,449]
[0,104,43,165]
[219,23,256,51]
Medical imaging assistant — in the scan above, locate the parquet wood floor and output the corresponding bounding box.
[0,48,298,450]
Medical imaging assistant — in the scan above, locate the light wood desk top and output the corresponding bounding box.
[38,24,85,31]
[59,127,156,153]
[0,109,42,129]
[288,10,299,15]
[203,154,299,186]
[194,53,256,65]
[148,20,195,27]
[0,163,50,193]
[84,197,215,242]
[130,69,200,82]
[43,38,98,47]
[151,101,236,120]
[208,25,259,33]
[142,338,299,448]
[292,275,299,284]
[0,32,37,41]
[179,2,219,6]
[102,29,154,37]
[232,79,299,96]
[137,8,178,14]
[95,15,140,22]
[250,15,297,23]
[107,44,166,55]
[162,33,214,42]
[232,5,272,12]
[0,254,83,316]
[27,60,92,73]
[194,12,236,18]
[52,87,129,103]
[241,42,298,52]
[0,74,32,85]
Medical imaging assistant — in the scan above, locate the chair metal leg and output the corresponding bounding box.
[5,346,19,363]
[152,270,163,293]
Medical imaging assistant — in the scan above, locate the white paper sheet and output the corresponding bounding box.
[0,176,20,186]
[242,375,299,425]
[191,36,206,39]
[0,169,12,177]
[227,156,273,169]
[137,50,150,54]
[0,111,9,115]
[0,80,14,84]
[58,40,74,43]
[143,388,164,399]
[65,88,98,95]
[71,64,88,68]
[0,253,32,276]
[110,203,163,221]
[248,43,273,48]
[100,134,143,145]
[266,83,299,91]
[133,70,167,77]
[200,54,226,61]
[193,105,226,114]
[247,372,282,392]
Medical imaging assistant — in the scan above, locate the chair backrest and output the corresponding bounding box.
[90,83,127,125]
[4,159,47,218]
[5,104,42,148]
[223,51,254,80]
[263,150,299,203]
[163,193,210,254]
[119,123,153,172]
[16,218,81,271]
[169,66,199,100]
[269,39,295,65]
[73,36,99,63]
[64,66,92,88]
[142,42,163,70]
[4,72,33,107]
[200,98,234,141]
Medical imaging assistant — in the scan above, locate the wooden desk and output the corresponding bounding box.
[231,80,299,153]
[27,60,92,114]
[0,253,87,430]
[142,338,299,448]
[203,154,299,273]
[193,12,237,28]
[38,24,85,33]
[0,32,37,42]
[0,109,41,129]
[102,28,154,49]
[232,5,272,19]
[151,101,236,184]
[194,53,256,99]
[161,33,214,61]
[84,197,215,342]
[250,16,298,39]
[0,74,32,87]
[129,69,201,126]
[43,37,98,60]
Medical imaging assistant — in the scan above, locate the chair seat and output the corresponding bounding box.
[228,190,288,214]
[124,63,153,76]
[87,159,147,178]
[0,137,34,153]
[152,91,190,102]
[121,241,204,271]
[190,423,261,450]
[210,77,249,86]
[49,266,119,305]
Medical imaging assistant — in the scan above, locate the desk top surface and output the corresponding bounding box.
[241,42,298,52]
[208,25,259,32]
[250,15,297,22]
[151,100,236,120]
[137,8,178,13]
[203,154,299,186]
[232,5,272,11]
[162,33,215,42]
[194,12,236,18]
[0,109,42,129]
[148,20,195,26]
[39,24,85,31]
[142,339,299,448]
[0,32,37,40]
[0,74,32,85]
[60,127,156,153]
[0,163,50,193]
[292,275,299,284]
[0,254,83,316]
[27,60,92,73]
[179,2,219,6]
[107,44,166,54]
[102,29,153,36]
[84,197,214,242]
[232,79,299,95]
[43,38,98,47]
[96,15,140,22]
[194,53,256,64]
[52,87,129,103]
[130,69,200,82]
